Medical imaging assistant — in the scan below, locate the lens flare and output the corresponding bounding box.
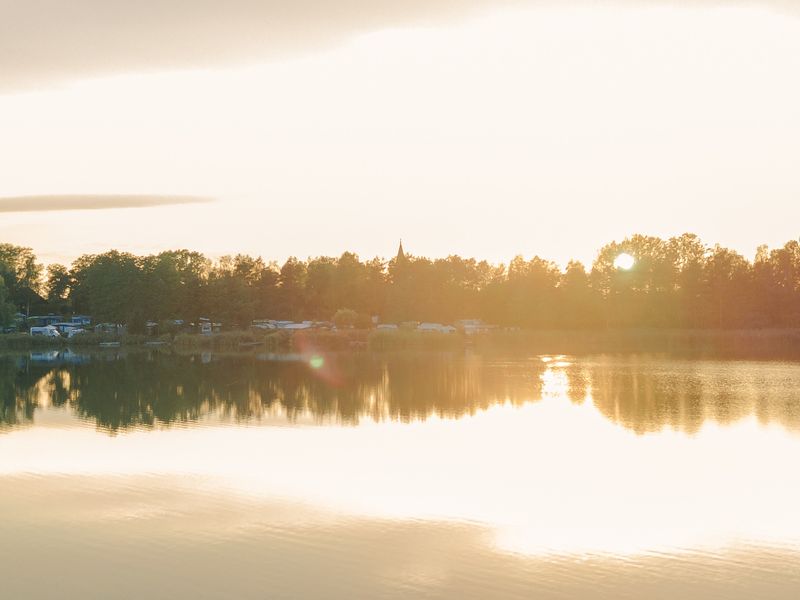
[614,253,635,270]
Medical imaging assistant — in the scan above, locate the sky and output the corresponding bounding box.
[2,0,800,268]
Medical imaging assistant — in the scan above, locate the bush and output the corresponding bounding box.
[333,308,358,329]
[368,329,463,351]
[174,330,270,351]
[0,333,64,349]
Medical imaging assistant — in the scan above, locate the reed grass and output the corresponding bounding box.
[2,327,799,358]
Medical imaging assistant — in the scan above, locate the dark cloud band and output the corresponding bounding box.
[0,195,212,213]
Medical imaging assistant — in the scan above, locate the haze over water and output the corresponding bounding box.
[2,351,799,599]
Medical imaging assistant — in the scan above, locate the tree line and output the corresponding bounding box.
[1,233,799,330]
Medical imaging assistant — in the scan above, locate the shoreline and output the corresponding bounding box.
[3,328,800,358]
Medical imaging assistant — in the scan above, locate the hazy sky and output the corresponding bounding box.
[2,1,799,267]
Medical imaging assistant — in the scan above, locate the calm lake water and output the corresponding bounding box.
[2,350,800,599]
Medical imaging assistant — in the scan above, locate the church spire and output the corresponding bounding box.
[396,239,406,263]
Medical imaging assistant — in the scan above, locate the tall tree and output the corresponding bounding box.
[0,278,16,327]
[0,243,43,314]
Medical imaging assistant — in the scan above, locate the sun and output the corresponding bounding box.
[614,253,635,270]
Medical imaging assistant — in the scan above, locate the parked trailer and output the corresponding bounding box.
[30,326,61,338]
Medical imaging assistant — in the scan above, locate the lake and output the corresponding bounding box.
[1,350,799,599]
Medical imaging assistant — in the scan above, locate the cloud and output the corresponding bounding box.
[0,0,526,92]
[1,1,796,93]
[0,195,212,213]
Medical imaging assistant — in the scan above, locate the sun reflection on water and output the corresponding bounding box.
[2,354,800,563]
[3,382,800,559]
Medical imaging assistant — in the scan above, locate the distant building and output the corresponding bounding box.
[198,318,213,335]
[27,315,62,327]
[95,323,124,335]
[252,319,320,331]
[396,239,407,264]
[418,322,456,334]
[456,319,493,335]
[282,322,312,330]
[53,322,84,335]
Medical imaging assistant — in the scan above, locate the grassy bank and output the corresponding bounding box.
[367,328,800,357]
[173,331,284,352]
[172,329,370,352]
[368,329,464,351]
[466,328,800,358]
[0,332,156,349]
[3,328,800,358]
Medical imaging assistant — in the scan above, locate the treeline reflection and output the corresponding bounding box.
[2,352,799,434]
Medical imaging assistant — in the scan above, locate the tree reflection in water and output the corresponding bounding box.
[1,351,798,434]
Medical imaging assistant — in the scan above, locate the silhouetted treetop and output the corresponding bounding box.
[2,234,800,330]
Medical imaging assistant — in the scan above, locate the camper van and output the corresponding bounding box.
[30,326,61,338]
[199,318,213,336]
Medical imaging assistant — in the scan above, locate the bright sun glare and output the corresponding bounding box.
[614,253,635,270]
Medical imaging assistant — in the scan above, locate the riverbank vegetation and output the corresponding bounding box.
[2,234,800,332]
[3,326,800,359]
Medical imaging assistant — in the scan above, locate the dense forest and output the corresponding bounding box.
[1,234,800,330]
